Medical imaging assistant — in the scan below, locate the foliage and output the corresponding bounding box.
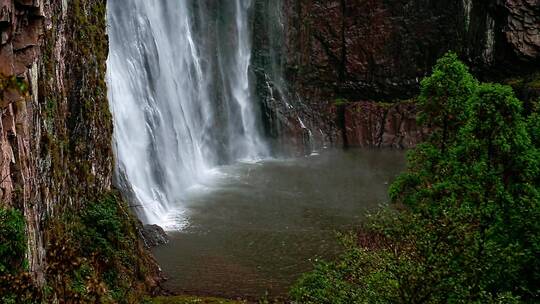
[0,272,41,304]
[527,101,540,147]
[78,193,127,260]
[0,208,26,274]
[417,52,478,150]
[0,208,39,304]
[505,72,540,90]
[291,231,402,304]
[0,192,152,304]
[291,52,540,303]
[42,192,150,304]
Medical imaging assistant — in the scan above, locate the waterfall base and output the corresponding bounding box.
[152,149,405,299]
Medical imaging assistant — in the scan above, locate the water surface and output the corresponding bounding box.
[152,149,405,298]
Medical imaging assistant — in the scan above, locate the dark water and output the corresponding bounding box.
[152,149,405,299]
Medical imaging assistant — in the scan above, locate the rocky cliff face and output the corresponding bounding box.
[254,0,540,152]
[285,0,539,100]
[0,0,160,300]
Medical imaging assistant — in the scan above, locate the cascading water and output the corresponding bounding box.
[253,0,322,155]
[106,0,268,226]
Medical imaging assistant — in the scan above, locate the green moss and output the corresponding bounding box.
[70,262,93,295]
[38,0,112,202]
[149,296,246,304]
[333,98,349,106]
[528,78,540,89]
[78,193,126,256]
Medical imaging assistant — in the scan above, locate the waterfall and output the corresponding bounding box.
[252,0,323,155]
[106,0,268,225]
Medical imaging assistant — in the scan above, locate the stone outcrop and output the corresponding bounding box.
[505,0,540,60]
[141,224,169,248]
[0,0,160,298]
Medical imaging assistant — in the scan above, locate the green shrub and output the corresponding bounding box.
[78,193,126,260]
[39,192,150,303]
[0,208,41,304]
[290,232,401,304]
[0,207,26,274]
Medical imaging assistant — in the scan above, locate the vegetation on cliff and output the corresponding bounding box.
[0,192,158,304]
[291,53,540,303]
[44,192,157,303]
[0,208,26,275]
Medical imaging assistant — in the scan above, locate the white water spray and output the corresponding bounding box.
[106,1,268,226]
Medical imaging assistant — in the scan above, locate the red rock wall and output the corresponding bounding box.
[258,0,539,152]
[1,0,50,282]
[284,0,539,101]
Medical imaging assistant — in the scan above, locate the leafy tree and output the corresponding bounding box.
[418,52,478,151]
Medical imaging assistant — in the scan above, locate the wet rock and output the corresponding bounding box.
[344,101,425,149]
[141,224,169,248]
